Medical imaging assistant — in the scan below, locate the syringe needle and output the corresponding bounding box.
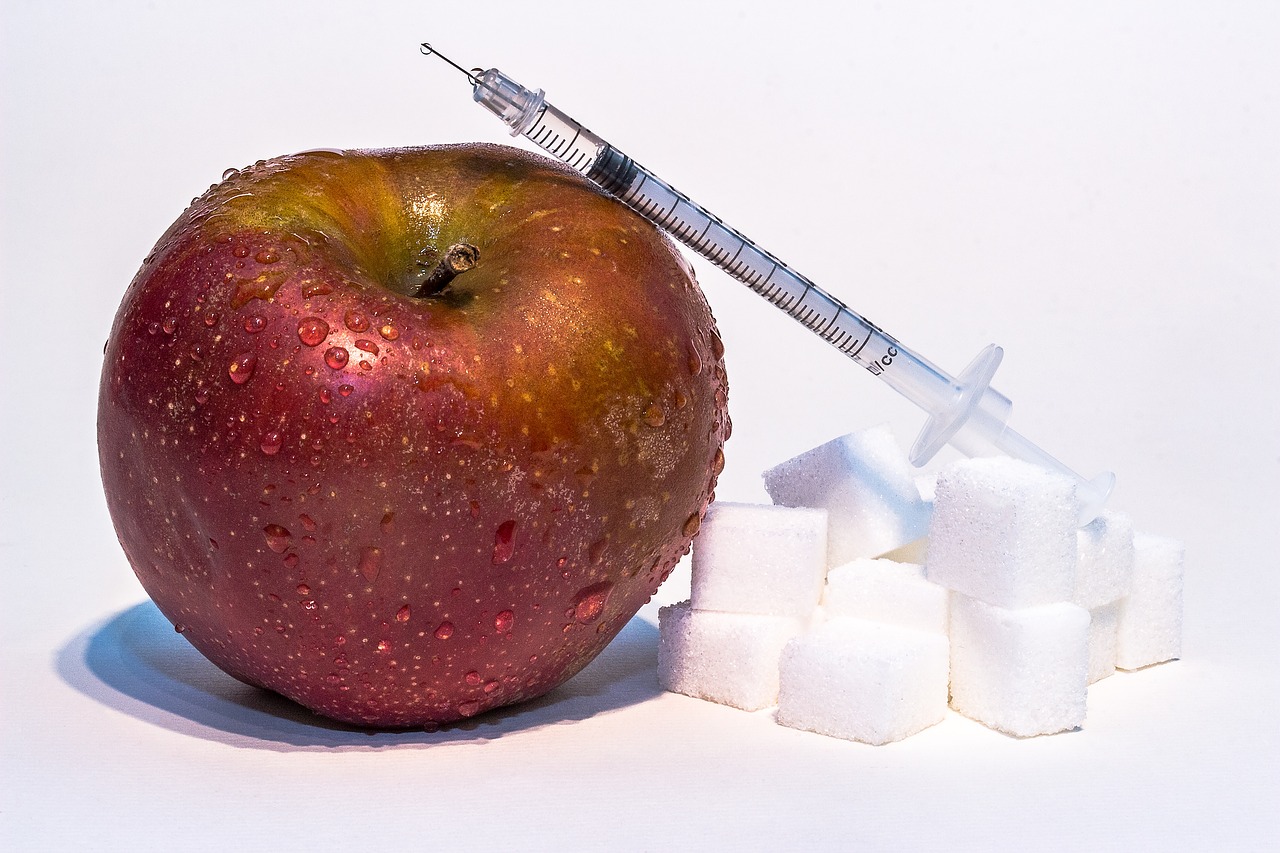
[420,43,479,85]
[421,46,1116,522]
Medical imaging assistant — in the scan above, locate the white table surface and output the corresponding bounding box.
[3,1,1277,850]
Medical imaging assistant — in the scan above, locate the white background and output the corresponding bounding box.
[3,1,1277,849]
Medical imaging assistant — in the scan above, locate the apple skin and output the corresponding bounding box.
[98,144,729,727]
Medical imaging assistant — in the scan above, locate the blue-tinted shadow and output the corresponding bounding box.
[56,600,662,751]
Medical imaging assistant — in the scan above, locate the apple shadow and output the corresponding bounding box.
[56,600,664,752]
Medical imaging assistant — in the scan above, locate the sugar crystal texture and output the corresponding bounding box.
[762,425,931,564]
[776,618,950,745]
[657,601,804,711]
[926,457,1079,609]
[1073,510,1135,609]
[822,557,949,636]
[1087,600,1122,683]
[690,502,828,619]
[948,593,1089,737]
[1115,533,1184,670]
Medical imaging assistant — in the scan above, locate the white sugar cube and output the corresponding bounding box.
[657,601,804,711]
[926,457,1079,609]
[777,618,950,745]
[948,594,1090,737]
[1074,511,1135,609]
[1116,534,1184,670]
[762,425,931,564]
[690,502,828,619]
[1087,600,1122,683]
[822,558,949,636]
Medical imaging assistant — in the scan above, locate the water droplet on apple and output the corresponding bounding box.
[338,383,354,396]
[232,244,251,259]
[456,699,481,718]
[710,332,725,361]
[492,520,517,564]
[298,514,317,532]
[378,323,400,341]
[588,538,607,565]
[263,524,291,553]
[572,581,613,623]
[244,314,267,334]
[494,610,514,633]
[342,310,369,333]
[162,317,177,334]
[358,546,383,581]
[643,402,666,427]
[683,512,702,537]
[354,339,379,355]
[301,599,316,612]
[296,583,310,595]
[283,553,300,569]
[687,344,703,376]
[222,167,240,181]
[324,346,349,370]
[318,387,332,404]
[465,671,482,686]
[434,621,454,640]
[377,639,391,652]
[260,431,283,455]
[255,248,280,264]
[298,317,329,347]
[228,353,257,384]
[483,680,499,694]
[204,312,220,328]
[194,389,210,405]
[173,623,185,633]
[380,512,395,533]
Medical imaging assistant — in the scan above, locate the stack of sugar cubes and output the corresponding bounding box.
[658,425,1184,744]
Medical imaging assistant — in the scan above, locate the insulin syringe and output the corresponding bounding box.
[420,44,1115,523]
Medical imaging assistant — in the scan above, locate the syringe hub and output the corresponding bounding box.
[471,68,545,137]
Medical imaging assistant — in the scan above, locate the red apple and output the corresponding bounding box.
[98,144,729,727]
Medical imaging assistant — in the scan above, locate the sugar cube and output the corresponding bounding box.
[926,457,1079,609]
[822,557,949,636]
[690,502,828,619]
[1087,600,1122,683]
[777,618,950,745]
[658,601,804,711]
[1116,534,1184,670]
[948,593,1090,737]
[1074,511,1135,609]
[762,425,931,564]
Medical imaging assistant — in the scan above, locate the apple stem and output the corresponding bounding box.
[414,243,479,297]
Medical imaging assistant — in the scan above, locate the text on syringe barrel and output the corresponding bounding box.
[520,101,904,376]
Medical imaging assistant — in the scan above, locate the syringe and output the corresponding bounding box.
[420,45,1115,523]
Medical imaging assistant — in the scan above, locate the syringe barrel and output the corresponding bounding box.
[465,65,1114,520]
